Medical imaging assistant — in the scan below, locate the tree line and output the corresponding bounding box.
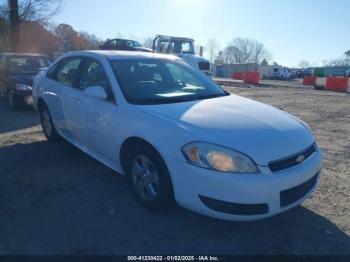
[1,0,348,68]
[205,37,271,66]
[0,0,99,55]
[0,0,274,64]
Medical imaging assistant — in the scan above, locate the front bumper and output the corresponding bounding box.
[10,90,33,106]
[166,146,323,221]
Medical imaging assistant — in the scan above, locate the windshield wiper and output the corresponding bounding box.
[133,93,229,105]
[133,97,191,105]
[196,93,229,100]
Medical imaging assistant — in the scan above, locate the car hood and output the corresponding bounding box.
[139,94,315,165]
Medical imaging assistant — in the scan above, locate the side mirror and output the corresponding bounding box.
[83,85,108,100]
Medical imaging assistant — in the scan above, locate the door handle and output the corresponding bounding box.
[74,97,81,104]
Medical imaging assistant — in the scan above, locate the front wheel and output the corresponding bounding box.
[126,144,174,211]
[39,104,60,141]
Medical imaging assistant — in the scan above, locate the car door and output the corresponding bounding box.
[56,57,85,142]
[77,58,119,161]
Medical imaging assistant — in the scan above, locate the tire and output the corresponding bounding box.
[7,90,19,110]
[125,144,174,211]
[39,103,60,142]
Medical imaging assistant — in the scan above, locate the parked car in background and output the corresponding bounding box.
[152,35,211,76]
[295,69,312,78]
[100,38,152,52]
[33,50,323,221]
[0,53,52,109]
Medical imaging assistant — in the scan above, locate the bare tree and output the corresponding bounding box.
[324,58,350,67]
[222,37,270,65]
[205,38,220,64]
[54,23,79,52]
[345,50,350,58]
[142,36,154,49]
[79,31,100,50]
[0,0,61,51]
[298,60,311,69]
[7,0,20,51]
[0,15,9,51]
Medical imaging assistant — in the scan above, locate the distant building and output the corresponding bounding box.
[310,66,350,77]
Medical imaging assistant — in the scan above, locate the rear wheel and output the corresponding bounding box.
[126,144,174,211]
[39,104,60,141]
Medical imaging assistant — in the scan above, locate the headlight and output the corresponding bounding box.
[181,142,259,173]
[15,83,32,91]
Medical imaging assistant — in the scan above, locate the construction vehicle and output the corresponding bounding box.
[152,35,211,76]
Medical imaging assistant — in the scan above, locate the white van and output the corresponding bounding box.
[260,65,292,80]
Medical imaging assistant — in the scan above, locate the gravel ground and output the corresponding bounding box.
[0,86,349,255]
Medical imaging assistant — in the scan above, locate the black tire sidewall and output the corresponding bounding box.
[126,144,174,211]
[39,104,60,141]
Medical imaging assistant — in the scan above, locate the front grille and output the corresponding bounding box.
[268,144,316,173]
[199,195,268,215]
[280,173,319,207]
[198,62,210,70]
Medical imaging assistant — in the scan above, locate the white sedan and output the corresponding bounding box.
[33,51,323,221]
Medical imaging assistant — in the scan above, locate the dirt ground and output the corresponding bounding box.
[0,85,349,255]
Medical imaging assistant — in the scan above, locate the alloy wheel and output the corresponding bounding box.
[131,155,160,201]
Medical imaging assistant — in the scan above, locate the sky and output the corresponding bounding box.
[53,0,350,67]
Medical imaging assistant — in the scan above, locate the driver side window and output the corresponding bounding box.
[79,59,114,101]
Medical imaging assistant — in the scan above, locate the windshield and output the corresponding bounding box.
[8,56,52,74]
[171,40,195,54]
[125,40,142,48]
[111,59,228,105]
[159,40,195,54]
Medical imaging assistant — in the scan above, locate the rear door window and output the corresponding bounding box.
[56,58,82,87]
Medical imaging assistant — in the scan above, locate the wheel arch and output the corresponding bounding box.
[120,136,161,173]
[37,97,47,112]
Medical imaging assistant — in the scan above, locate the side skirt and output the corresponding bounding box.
[57,130,124,175]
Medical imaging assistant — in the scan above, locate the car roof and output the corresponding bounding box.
[63,50,181,61]
[155,35,194,42]
[0,52,49,57]
[106,38,140,42]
